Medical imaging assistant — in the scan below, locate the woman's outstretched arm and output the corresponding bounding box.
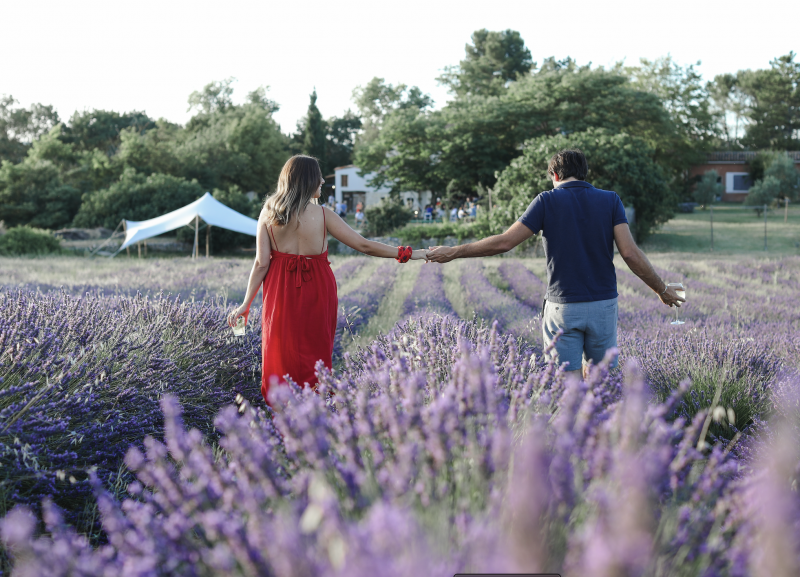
[324,207,427,260]
[228,216,272,326]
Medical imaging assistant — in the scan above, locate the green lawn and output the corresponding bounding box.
[641,203,800,254]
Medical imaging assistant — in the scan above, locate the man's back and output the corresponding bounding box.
[519,180,627,303]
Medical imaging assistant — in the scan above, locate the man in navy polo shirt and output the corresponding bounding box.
[426,149,684,375]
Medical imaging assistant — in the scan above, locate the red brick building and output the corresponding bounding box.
[690,151,800,202]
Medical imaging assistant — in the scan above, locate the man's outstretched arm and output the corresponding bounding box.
[613,223,684,307]
[426,222,534,263]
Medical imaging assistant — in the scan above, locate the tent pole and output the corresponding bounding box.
[123,221,130,257]
[144,240,147,257]
[137,242,141,259]
[193,215,199,260]
[206,224,211,258]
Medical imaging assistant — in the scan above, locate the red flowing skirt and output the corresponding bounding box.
[261,250,337,405]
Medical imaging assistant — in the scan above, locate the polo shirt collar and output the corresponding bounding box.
[555,180,592,189]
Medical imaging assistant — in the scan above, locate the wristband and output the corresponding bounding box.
[396,246,412,263]
[658,283,669,296]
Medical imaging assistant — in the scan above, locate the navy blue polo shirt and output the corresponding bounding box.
[518,180,628,303]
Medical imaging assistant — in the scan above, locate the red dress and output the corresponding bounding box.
[261,214,337,405]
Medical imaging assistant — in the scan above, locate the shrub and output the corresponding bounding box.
[0,225,61,256]
[363,199,413,236]
[746,176,780,216]
[394,221,478,245]
[693,170,722,207]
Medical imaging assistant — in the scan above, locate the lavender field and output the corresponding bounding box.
[2,254,800,576]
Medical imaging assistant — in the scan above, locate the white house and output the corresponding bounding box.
[333,165,431,215]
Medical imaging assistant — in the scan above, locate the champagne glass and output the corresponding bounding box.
[232,315,247,336]
[668,282,686,325]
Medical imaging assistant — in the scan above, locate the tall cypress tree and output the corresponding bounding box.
[303,90,326,171]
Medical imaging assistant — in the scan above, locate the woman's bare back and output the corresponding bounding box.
[263,204,327,255]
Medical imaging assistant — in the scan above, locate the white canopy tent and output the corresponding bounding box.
[114,192,258,257]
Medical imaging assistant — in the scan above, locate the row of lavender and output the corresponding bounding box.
[460,257,795,447]
[0,290,263,539]
[0,257,377,534]
[4,314,799,576]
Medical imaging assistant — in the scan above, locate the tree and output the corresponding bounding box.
[61,109,155,156]
[178,88,289,194]
[738,53,800,149]
[749,152,800,202]
[324,111,362,171]
[187,78,236,115]
[0,125,81,229]
[486,128,674,241]
[746,176,780,216]
[0,95,61,164]
[73,169,205,229]
[626,56,719,192]
[438,29,533,97]
[356,62,673,205]
[693,170,722,207]
[302,90,326,170]
[708,73,751,146]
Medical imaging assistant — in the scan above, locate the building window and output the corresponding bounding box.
[341,175,348,187]
[726,172,751,193]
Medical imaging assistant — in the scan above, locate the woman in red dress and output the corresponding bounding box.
[228,155,427,406]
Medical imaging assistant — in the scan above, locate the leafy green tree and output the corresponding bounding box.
[325,110,362,171]
[356,62,672,205]
[61,109,155,156]
[746,175,780,215]
[485,128,674,240]
[693,170,722,207]
[626,56,718,193]
[0,125,81,229]
[0,95,61,164]
[179,90,289,194]
[302,90,326,170]
[351,78,433,160]
[73,169,205,229]
[708,72,751,146]
[187,78,236,115]
[763,153,800,201]
[438,29,534,97]
[738,53,800,149]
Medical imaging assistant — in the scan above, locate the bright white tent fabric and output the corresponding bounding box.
[118,192,257,251]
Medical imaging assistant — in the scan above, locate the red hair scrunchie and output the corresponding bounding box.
[396,246,412,263]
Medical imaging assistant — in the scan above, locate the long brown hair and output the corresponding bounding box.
[263,155,323,226]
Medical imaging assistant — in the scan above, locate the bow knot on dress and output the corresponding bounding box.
[286,256,313,288]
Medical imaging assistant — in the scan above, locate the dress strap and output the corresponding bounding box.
[320,207,327,254]
[268,225,279,252]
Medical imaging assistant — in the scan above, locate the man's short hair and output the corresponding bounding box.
[547,149,588,181]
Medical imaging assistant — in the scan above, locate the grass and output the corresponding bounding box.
[641,203,800,254]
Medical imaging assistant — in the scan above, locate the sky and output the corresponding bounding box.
[2,0,798,134]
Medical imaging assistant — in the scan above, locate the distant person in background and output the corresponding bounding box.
[450,206,458,222]
[457,205,466,220]
[425,204,434,220]
[337,201,347,218]
[426,148,684,378]
[355,208,365,229]
[356,200,363,212]
[469,202,477,219]
[437,205,446,221]
[328,194,335,208]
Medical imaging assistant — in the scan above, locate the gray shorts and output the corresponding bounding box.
[542,297,618,370]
